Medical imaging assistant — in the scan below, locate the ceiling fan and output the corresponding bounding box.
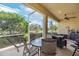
[64,14,77,20]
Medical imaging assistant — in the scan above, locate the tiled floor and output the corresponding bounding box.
[0,39,79,56]
[56,39,79,56]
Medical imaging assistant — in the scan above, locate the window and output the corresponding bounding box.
[0,3,29,49]
[48,17,58,33]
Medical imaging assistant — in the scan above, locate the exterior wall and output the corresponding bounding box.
[57,20,79,34]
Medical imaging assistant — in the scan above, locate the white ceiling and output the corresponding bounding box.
[41,3,79,21]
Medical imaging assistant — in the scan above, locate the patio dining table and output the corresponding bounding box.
[30,37,56,56]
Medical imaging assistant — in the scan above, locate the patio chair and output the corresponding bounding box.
[22,32,43,56]
[23,41,41,56]
[71,44,79,56]
[57,37,67,48]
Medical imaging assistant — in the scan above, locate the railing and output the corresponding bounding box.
[0,33,27,50]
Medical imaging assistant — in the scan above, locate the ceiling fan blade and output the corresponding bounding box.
[69,16,77,18]
[64,13,76,20]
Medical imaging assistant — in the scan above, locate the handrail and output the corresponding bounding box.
[0,34,23,38]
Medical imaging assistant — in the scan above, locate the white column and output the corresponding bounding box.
[43,15,48,39]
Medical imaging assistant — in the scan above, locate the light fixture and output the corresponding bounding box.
[58,11,62,14]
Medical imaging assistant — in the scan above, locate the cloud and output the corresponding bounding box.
[0,4,19,13]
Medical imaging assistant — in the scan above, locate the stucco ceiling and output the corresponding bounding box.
[41,3,79,21]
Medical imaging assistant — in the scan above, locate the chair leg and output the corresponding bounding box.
[30,47,39,56]
[23,46,27,56]
[38,47,40,56]
[23,45,30,56]
[72,48,77,56]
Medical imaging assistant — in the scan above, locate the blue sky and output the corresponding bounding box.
[0,3,55,28]
[0,3,34,20]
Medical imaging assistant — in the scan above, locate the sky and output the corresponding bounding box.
[0,3,34,20]
[0,3,55,28]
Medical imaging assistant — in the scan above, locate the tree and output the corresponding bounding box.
[0,11,28,38]
[50,25,57,32]
[30,24,42,33]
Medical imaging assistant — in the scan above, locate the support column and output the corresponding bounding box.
[43,15,48,39]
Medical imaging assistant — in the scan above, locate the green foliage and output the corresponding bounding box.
[50,25,57,32]
[0,38,11,48]
[0,11,28,33]
[0,11,29,48]
[30,24,42,33]
[0,11,28,38]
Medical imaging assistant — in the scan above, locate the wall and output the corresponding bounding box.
[56,20,79,34]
